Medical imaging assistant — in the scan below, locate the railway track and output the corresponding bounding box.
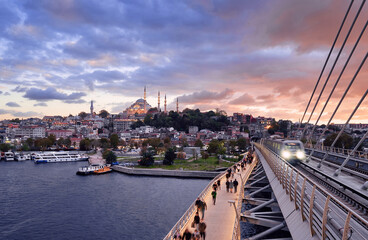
[296,162,368,220]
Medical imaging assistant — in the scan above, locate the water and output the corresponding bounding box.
[0,161,210,240]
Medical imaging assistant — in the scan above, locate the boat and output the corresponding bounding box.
[34,151,89,163]
[93,165,112,174]
[15,153,27,161]
[76,164,105,175]
[4,152,14,161]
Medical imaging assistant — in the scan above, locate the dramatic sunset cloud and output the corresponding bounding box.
[0,0,367,123]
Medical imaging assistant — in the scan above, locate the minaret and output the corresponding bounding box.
[90,100,94,117]
[158,91,160,112]
[176,98,179,113]
[144,86,147,112]
[164,94,167,114]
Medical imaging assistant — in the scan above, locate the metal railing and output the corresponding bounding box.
[163,171,227,240]
[232,156,258,240]
[311,145,368,160]
[256,143,368,240]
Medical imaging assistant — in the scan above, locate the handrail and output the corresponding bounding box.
[163,168,227,240]
[232,155,258,240]
[256,142,368,240]
[312,145,368,160]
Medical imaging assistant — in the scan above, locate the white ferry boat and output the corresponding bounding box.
[34,152,89,163]
[4,152,14,161]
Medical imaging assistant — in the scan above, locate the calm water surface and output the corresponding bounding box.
[0,161,210,240]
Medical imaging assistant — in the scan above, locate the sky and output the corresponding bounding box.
[0,0,368,123]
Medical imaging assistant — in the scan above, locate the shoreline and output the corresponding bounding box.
[112,165,221,179]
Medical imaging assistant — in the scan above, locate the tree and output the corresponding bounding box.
[194,139,204,148]
[78,111,88,119]
[47,134,56,146]
[57,137,64,148]
[79,138,91,151]
[139,151,154,166]
[208,139,220,154]
[98,109,109,118]
[64,138,71,148]
[0,143,11,152]
[110,134,119,149]
[228,140,237,154]
[99,138,109,149]
[26,138,34,149]
[103,150,117,164]
[163,148,176,165]
[237,138,247,151]
[131,120,145,129]
[201,151,209,159]
[324,133,353,149]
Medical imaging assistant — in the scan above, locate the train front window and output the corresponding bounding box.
[284,143,301,150]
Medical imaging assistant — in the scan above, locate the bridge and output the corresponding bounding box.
[164,1,368,239]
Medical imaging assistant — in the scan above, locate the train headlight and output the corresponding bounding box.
[281,150,291,159]
[296,151,305,159]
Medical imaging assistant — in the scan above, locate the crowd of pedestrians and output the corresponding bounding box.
[173,149,254,240]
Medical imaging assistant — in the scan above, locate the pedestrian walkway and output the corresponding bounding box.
[180,159,257,239]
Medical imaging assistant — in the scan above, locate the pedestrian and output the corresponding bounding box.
[229,180,234,193]
[195,197,202,212]
[182,228,192,240]
[173,230,181,239]
[217,179,221,190]
[211,190,217,205]
[212,182,218,192]
[241,162,244,170]
[193,229,200,240]
[233,179,239,193]
[226,180,230,192]
[200,199,207,219]
[198,219,207,240]
[194,212,200,230]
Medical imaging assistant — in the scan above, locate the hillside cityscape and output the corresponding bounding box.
[1,91,367,156]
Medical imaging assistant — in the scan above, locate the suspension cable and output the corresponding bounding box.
[300,0,366,139]
[297,0,355,136]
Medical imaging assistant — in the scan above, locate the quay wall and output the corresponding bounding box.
[112,165,221,179]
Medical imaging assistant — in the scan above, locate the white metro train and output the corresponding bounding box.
[261,137,306,165]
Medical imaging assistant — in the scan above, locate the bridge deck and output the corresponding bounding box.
[181,161,256,239]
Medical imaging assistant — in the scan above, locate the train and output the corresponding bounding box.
[261,137,306,165]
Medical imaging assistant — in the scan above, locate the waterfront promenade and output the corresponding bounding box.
[177,159,257,239]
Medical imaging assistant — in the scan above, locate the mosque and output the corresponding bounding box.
[122,86,178,118]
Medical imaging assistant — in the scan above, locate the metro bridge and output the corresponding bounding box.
[164,143,368,240]
[164,0,368,239]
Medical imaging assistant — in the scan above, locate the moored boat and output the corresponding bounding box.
[93,165,112,174]
[76,164,104,175]
[34,151,89,163]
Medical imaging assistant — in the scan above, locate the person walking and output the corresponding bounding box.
[217,179,221,190]
[198,219,207,240]
[195,197,203,212]
[193,229,200,240]
[226,180,230,192]
[200,199,207,219]
[212,182,218,192]
[211,190,217,205]
[194,212,200,230]
[182,228,192,240]
[233,179,239,193]
[229,180,234,193]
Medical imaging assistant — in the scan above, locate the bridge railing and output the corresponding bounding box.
[256,143,368,240]
[312,145,368,159]
[163,170,227,240]
[232,155,258,240]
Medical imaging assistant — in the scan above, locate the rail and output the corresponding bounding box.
[163,170,227,240]
[255,143,368,240]
[311,145,368,160]
[231,155,258,240]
